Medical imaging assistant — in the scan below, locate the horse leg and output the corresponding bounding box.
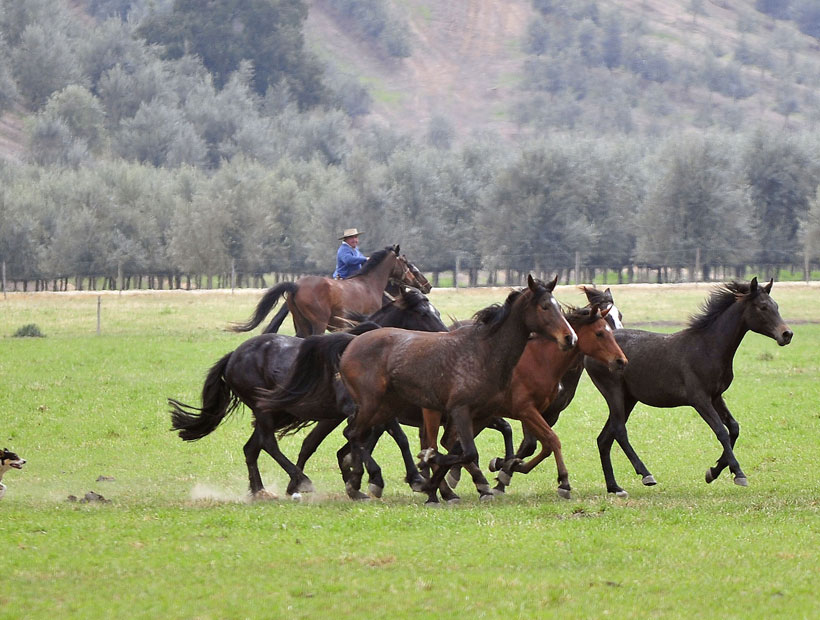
[605,398,656,493]
[384,419,427,493]
[293,419,343,492]
[341,416,376,501]
[423,406,480,506]
[514,409,571,499]
[693,399,747,486]
[254,422,312,499]
[243,427,268,498]
[705,395,740,483]
[492,422,535,494]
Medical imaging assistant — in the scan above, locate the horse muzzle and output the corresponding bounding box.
[609,357,628,372]
[777,328,793,346]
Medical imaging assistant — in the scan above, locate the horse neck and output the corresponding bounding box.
[475,299,535,387]
[360,254,397,288]
[526,336,578,380]
[697,300,749,364]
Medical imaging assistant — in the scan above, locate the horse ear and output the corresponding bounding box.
[749,277,759,294]
[394,244,400,254]
[527,274,536,290]
[763,278,773,294]
[599,304,611,319]
[546,275,558,292]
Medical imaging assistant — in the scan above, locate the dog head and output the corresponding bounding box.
[0,448,26,475]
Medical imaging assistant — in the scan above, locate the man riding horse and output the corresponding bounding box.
[333,228,367,279]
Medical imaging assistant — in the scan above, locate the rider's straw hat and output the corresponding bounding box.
[339,228,364,240]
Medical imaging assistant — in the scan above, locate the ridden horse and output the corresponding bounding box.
[584,278,793,496]
[231,245,430,337]
[169,290,448,499]
[337,275,577,504]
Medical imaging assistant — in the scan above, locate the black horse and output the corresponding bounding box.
[169,289,447,499]
[584,278,793,496]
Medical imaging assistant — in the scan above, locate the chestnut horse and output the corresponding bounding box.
[338,275,577,503]
[439,302,628,500]
[585,278,793,496]
[231,245,430,337]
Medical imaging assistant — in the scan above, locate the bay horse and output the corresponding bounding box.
[584,278,793,496]
[231,245,431,337]
[338,275,577,504]
[169,289,448,499]
[481,286,624,492]
[445,289,627,497]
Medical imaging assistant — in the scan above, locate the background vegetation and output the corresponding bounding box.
[2,0,820,287]
[1,285,817,618]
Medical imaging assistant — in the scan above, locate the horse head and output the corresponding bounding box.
[568,304,627,372]
[743,277,793,346]
[582,286,623,329]
[392,250,432,294]
[527,275,577,351]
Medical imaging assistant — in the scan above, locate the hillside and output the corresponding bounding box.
[305,0,820,142]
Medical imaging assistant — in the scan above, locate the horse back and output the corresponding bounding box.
[605,329,722,407]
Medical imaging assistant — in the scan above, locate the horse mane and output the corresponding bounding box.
[687,281,750,331]
[581,286,612,307]
[472,290,522,337]
[349,247,393,278]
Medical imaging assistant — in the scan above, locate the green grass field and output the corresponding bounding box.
[1,283,818,619]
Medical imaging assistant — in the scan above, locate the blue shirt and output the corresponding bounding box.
[333,242,367,278]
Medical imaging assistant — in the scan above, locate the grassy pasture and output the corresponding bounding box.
[1,282,818,619]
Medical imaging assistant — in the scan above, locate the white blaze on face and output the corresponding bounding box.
[607,303,624,329]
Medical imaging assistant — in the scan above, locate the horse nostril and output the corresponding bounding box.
[617,358,627,369]
[782,330,793,344]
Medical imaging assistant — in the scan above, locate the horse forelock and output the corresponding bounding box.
[565,305,599,328]
[687,281,751,331]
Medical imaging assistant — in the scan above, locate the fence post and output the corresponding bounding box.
[574,252,580,285]
[695,247,701,283]
[2,261,5,299]
[96,295,101,335]
[231,259,236,294]
[454,253,461,290]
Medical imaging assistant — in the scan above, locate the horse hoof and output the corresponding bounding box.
[492,486,506,496]
[290,492,302,502]
[446,497,460,505]
[733,476,748,487]
[488,457,503,472]
[368,483,384,499]
[252,490,278,501]
[642,474,657,486]
[557,487,571,500]
[425,499,443,508]
[445,471,460,489]
[614,489,629,498]
[479,493,494,502]
[705,468,716,484]
[496,470,512,486]
[345,483,370,501]
[410,480,427,493]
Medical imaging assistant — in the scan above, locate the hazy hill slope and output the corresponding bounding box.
[305,0,820,141]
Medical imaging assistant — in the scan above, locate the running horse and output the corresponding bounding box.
[445,290,628,498]
[169,290,448,499]
[338,275,578,504]
[585,278,793,496]
[231,245,431,337]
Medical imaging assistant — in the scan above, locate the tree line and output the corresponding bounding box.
[3,128,820,290]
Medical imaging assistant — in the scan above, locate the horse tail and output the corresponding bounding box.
[230,282,298,333]
[262,304,290,334]
[169,352,240,441]
[259,322,381,411]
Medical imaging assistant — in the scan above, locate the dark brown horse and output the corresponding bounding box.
[482,286,624,493]
[169,290,447,499]
[585,278,793,496]
[231,245,430,337]
[443,299,627,499]
[338,275,577,503]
